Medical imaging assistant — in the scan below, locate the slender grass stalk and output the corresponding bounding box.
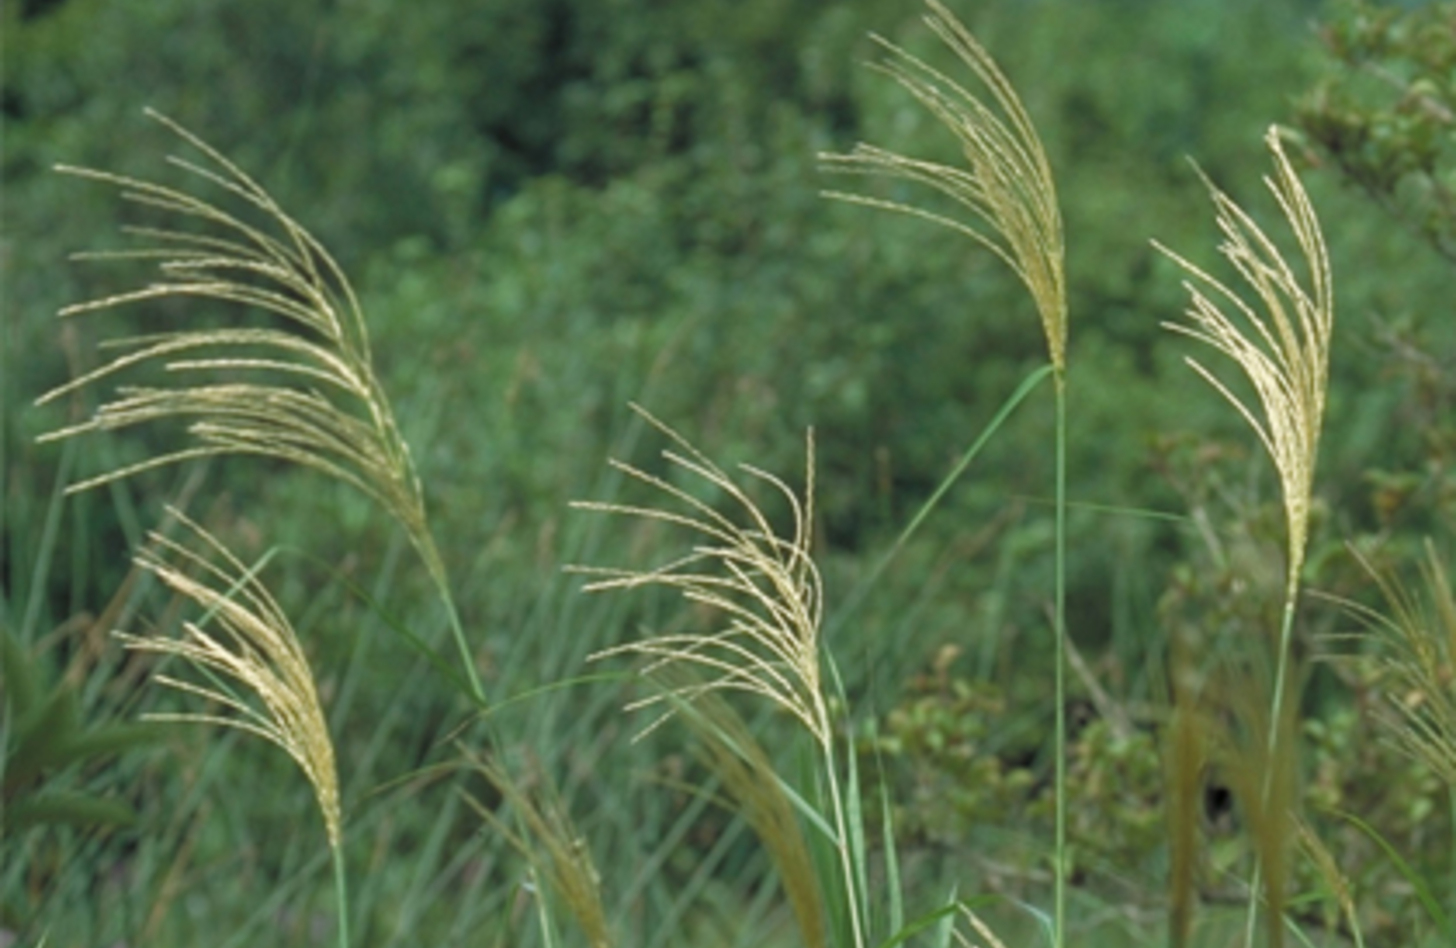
[115,506,348,948]
[460,749,612,948]
[1052,370,1067,939]
[1157,126,1333,946]
[36,110,482,704]
[820,3,1069,939]
[675,690,826,948]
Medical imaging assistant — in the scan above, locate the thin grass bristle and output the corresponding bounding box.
[953,905,1011,948]
[115,505,341,851]
[569,404,828,747]
[819,0,1066,371]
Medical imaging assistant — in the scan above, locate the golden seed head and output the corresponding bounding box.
[820,0,1067,371]
[1157,126,1333,588]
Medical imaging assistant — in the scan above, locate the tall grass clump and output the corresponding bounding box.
[1155,126,1334,947]
[568,406,850,944]
[34,110,483,703]
[27,4,1414,946]
[820,0,1070,939]
[570,404,1010,947]
[29,108,644,948]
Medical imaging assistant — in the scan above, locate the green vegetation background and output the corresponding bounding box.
[4,0,1455,943]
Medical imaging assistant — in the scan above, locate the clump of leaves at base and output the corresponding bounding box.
[2,623,155,834]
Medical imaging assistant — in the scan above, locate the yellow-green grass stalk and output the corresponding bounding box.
[116,506,347,948]
[1164,631,1210,948]
[567,405,872,944]
[35,111,483,704]
[819,1,1069,938]
[675,690,827,948]
[460,749,613,948]
[1156,126,1333,945]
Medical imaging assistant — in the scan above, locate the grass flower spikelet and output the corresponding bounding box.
[117,507,341,851]
[1156,125,1333,588]
[569,405,827,748]
[819,0,1066,371]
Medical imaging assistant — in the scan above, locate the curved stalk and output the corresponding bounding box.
[1053,368,1068,947]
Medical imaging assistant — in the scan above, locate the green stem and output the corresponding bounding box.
[822,734,867,948]
[419,535,486,705]
[1053,368,1068,948]
[442,593,485,705]
[331,841,350,948]
[1244,573,1300,946]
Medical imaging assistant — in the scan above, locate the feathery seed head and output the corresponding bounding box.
[37,111,445,592]
[820,0,1067,371]
[1157,126,1333,589]
[569,405,828,748]
[117,507,341,851]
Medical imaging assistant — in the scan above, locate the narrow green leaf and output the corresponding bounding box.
[5,689,81,792]
[1329,807,1453,938]
[9,791,137,831]
[832,363,1053,633]
[882,792,902,936]
[53,722,159,762]
[0,624,41,715]
[932,887,959,948]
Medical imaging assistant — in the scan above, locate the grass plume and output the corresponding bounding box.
[1156,125,1334,597]
[678,690,827,948]
[117,506,341,849]
[1164,633,1210,948]
[1346,541,1456,790]
[35,110,482,701]
[570,405,878,946]
[819,0,1066,371]
[569,404,827,748]
[115,506,348,946]
[1219,665,1300,948]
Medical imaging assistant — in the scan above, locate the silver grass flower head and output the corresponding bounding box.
[116,508,341,851]
[569,405,828,748]
[820,0,1067,372]
[36,111,444,590]
[1156,126,1333,586]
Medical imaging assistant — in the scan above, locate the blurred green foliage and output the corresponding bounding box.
[1296,0,1456,263]
[7,0,1456,943]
